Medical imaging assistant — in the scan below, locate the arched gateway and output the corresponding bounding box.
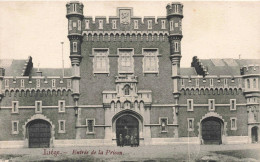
[201,117,223,144]
[27,119,51,148]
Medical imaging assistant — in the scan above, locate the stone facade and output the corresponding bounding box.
[0,1,259,148]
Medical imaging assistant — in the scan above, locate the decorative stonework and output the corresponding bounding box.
[22,114,55,147]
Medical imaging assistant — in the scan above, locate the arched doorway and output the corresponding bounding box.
[27,119,51,148]
[116,115,139,146]
[201,117,223,145]
[252,126,258,143]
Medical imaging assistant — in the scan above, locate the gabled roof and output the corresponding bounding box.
[0,59,29,76]
[198,58,260,76]
[180,67,197,76]
[30,68,72,77]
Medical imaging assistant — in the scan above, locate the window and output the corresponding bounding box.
[12,101,19,113]
[21,79,24,88]
[85,20,90,29]
[78,20,81,30]
[5,79,9,87]
[93,49,109,73]
[118,49,134,73]
[195,78,199,87]
[170,21,174,31]
[161,20,166,29]
[208,99,215,111]
[174,42,179,52]
[224,79,228,87]
[179,20,182,31]
[12,121,19,134]
[148,20,152,29]
[187,99,193,111]
[230,117,237,130]
[58,120,66,133]
[160,118,168,132]
[253,78,257,88]
[247,79,250,89]
[187,118,194,131]
[73,42,77,52]
[69,20,72,30]
[175,23,178,28]
[72,4,76,12]
[73,22,77,28]
[124,85,130,95]
[143,49,159,73]
[36,79,40,88]
[87,119,94,133]
[175,5,179,13]
[230,99,236,111]
[98,20,103,29]
[51,79,56,88]
[59,100,65,112]
[67,79,71,88]
[111,102,115,109]
[112,20,117,29]
[35,101,42,113]
[134,20,138,29]
[210,79,213,87]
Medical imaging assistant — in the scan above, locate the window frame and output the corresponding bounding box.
[58,120,66,133]
[12,101,19,113]
[58,100,66,113]
[230,99,236,111]
[67,79,71,88]
[73,42,77,52]
[112,20,117,29]
[161,20,166,29]
[174,42,179,52]
[35,101,42,113]
[187,118,194,131]
[118,48,134,74]
[147,20,152,29]
[210,78,214,87]
[69,20,72,31]
[5,79,9,88]
[98,20,103,29]
[230,117,237,130]
[208,99,215,111]
[134,20,138,29]
[85,20,90,29]
[86,118,95,134]
[78,20,81,31]
[51,79,56,88]
[142,48,159,74]
[159,117,168,133]
[93,48,110,74]
[187,99,194,111]
[170,20,174,31]
[12,121,19,134]
[36,79,40,88]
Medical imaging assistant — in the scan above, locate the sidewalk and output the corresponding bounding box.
[0,143,259,162]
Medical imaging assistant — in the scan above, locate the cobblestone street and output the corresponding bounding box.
[0,143,259,162]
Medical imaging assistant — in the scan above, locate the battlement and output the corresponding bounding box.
[66,1,84,17]
[166,2,183,17]
[191,56,209,76]
[240,65,260,76]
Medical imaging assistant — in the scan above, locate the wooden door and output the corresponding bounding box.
[202,117,222,145]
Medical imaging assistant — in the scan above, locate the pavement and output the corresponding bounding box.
[0,143,259,162]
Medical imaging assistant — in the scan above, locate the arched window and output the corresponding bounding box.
[117,101,121,109]
[134,101,138,109]
[124,85,130,95]
[111,102,115,109]
[247,79,250,89]
[140,101,144,109]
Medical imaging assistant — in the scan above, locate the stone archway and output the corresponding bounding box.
[112,110,143,146]
[22,114,55,148]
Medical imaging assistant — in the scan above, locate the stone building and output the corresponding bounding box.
[0,1,259,148]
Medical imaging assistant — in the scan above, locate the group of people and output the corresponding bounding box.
[118,134,138,147]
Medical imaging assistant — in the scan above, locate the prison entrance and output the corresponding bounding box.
[202,117,222,145]
[116,115,139,146]
[28,119,51,148]
[252,126,258,143]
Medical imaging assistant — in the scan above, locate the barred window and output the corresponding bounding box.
[93,49,109,73]
[118,49,134,73]
[143,49,159,73]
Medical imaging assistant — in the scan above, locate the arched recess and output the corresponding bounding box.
[251,126,259,143]
[198,112,227,145]
[22,114,55,148]
[112,109,143,146]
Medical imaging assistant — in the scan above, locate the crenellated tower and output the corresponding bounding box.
[66,1,84,139]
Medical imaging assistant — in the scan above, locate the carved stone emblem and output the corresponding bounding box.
[120,10,131,25]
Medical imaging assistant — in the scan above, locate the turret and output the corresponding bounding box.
[66,1,84,101]
[166,2,183,98]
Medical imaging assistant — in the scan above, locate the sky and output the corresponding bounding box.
[0,1,259,68]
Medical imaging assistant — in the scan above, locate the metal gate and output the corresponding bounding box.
[28,120,51,148]
[202,117,222,145]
